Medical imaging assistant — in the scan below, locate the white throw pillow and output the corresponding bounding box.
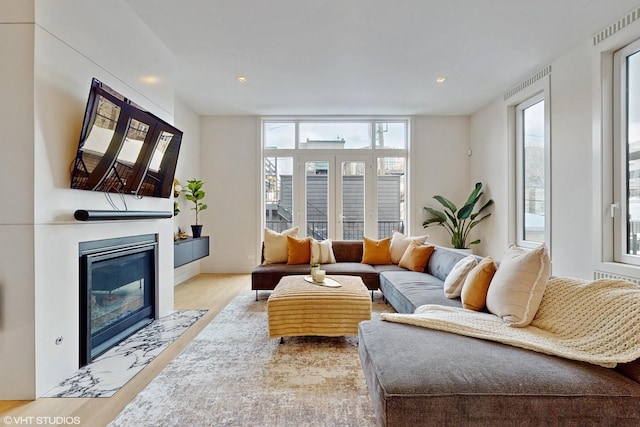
[443,255,478,298]
[389,231,429,264]
[262,227,299,264]
[486,244,551,327]
[310,239,336,264]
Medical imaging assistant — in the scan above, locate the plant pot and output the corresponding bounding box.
[450,247,473,255]
[191,225,203,238]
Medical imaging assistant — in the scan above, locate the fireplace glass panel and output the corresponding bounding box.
[91,252,149,336]
[79,235,156,366]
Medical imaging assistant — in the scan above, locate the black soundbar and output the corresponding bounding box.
[74,210,173,221]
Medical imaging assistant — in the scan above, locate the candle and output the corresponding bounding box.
[315,269,326,282]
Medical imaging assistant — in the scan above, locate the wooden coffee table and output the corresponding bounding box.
[267,275,372,341]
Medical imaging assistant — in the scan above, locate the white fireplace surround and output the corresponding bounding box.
[33,221,175,397]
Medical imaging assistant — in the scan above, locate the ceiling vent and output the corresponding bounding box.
[503,65,551,101]
[593,7,640,45]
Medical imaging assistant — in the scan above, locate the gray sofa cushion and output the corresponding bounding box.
[427,246,480,281]
[358,318,640,426]
[321,262,379,290]
[379,270,462,314]
[373,264,407,273]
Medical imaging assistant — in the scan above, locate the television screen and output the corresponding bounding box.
[70,78,182,198]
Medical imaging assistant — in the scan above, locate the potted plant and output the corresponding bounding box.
[422,182,494,249]
[183,178,208,238]
[310,262,320,279]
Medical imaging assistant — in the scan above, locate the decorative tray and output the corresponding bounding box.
[304,275,342,287]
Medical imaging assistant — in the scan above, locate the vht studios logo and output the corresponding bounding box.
[3,416,81,425]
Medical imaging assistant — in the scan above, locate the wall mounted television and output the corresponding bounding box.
[70,78,182,198]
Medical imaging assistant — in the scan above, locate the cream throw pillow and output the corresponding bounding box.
[389,231,429,264]
[310,239,336,264]
[262,227,299,264]
[460,257,497,311]
[486,244,551,327]
[443,255,478,299]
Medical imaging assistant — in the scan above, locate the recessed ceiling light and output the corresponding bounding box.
[436,77,446,83]
[237,76,247,83]
[141,75,160,84]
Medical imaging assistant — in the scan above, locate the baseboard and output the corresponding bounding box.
[174,262,200,285]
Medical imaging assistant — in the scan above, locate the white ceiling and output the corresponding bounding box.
[124,0,640,116]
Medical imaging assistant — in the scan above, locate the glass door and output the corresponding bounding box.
[303,158,331,240]
[299,155,372,241]
[338,158,367,240]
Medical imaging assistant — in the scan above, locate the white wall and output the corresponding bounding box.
[173,98,202,284]
[548,43,593,278]
[411,116,474,247]
[199,116,260,273]
[469,14,640,279]
[469,99,508,258]
[0,1,37,401]
[0,0,179,399]
[35,0,175,117]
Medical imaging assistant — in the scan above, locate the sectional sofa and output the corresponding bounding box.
[252,238,640,426]
[359,246,640,426]
[251,239,405,300]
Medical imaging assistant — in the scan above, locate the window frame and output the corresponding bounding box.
[513,88,551,249]
[514,90,551,249]
[261,117,410,240]
[613,38,640,265]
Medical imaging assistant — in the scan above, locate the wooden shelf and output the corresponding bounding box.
[174,236,210,268]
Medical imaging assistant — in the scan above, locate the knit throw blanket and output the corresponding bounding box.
[381,277,640,368]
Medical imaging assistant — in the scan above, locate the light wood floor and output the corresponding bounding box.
[0,273,250,427]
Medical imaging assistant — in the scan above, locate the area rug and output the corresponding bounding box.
[43,310,206,398]
[109,292,394,426]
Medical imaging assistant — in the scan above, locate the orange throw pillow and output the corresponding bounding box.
[460,257,497,311]
[398,242,435,272]
[361,236,392,265]
[389,231,429,264]
[287,236,311,265]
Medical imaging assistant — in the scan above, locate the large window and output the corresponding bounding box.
[264,156,293,232]
[614,39,640,264]
[263,119,408,240]
[515,92,550,248]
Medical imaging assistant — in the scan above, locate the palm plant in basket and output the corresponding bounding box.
[422,182,493,249]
